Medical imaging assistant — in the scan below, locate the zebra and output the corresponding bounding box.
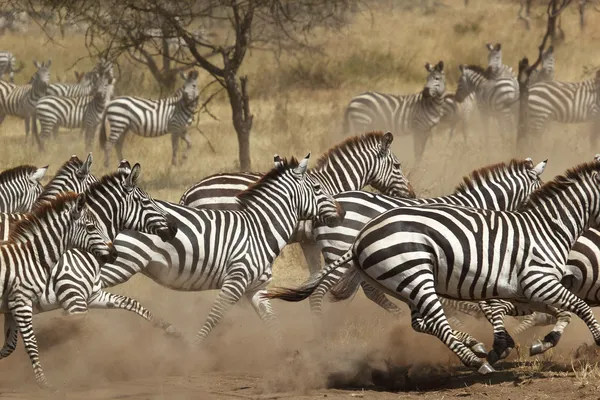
[100,70,199,166]
[97,154,345,344]
[526,71,600,138]
[33,70,114,151]
[455,64,519,136]
[266,161,600,374]
[0,60,51,137]
[344,61,446,161]
[0,164,47,213]
[0,51,22,83]
[0,191,116,388]
[485,42,514,79]
[528,45,555,85]
[303,158,547,333]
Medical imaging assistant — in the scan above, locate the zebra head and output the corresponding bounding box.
[92,70,113,104]
[110,160,178,241]
[486,42,502,71]
[0,164,48,213]
[31,59,51,95]
[69,192,117,263]
[36,153,96,205]
[21,165,48,211]
[424,61,445,98]
[369,131,416,199]
[455,64,485,102]
[295,153,345,228]
[179,70,199,107]
[524,157,547,194]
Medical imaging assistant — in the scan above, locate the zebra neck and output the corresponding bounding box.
[12,232,66,275]
[309,161,371,193]
[31,82,46,101]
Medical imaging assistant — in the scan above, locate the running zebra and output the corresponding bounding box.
[0,192,116,388]
[0,164,47,213]
[526,71,600,137]
[0,51,21,83]
[98,154,345,343]
[304,158,547,324]
[34,71,114,150]
[528,45,555,85]
[100,70,199,166]
[455,64,519,135]
[344,61,446,161]
[0,60,51,137]
[267,161,600,374]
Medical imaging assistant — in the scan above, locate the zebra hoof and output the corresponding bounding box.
[499,347,513,360]
[487,350,500,365]
[471,343,488,358]
[477,362,495,375]
[530,340,545,356]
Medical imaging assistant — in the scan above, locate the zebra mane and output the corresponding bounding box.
[454,159,531,194]
[463,64,495,79]
[8,191,80,243]
[0,164,38,184]
[314,131,387,171]
[236,157,300,206]
[519,161,600,210]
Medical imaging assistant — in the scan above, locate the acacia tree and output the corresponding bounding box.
[14,0,356,170]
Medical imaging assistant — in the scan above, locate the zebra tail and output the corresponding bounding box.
[263,250,354,302]
[99,115,107,147]
[328,268,362,302]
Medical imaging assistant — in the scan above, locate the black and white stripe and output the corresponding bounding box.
[99,70,199,166]
[0,192,116,388]
[97,154,345,344]
[0,164,47,213]
[267,161,600,374]
[0,51,21,83]
[344,61,446,160]
[528,45,555,85]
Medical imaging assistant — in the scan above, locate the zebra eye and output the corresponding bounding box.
[86,224,95,234]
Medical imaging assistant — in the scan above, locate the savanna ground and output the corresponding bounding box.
[2,0,600,398]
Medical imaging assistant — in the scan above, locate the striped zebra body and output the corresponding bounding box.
[98,155,345,343]
[0,192,115,388]
[438,93,475,139]
[527,73,600,136]
[181,172,263,210]
[344,61,446,161]
[100,70,199,166]
[308,159,546,322]
[0,165,47,213]
[269,161,600,373]
[0,51,21,83]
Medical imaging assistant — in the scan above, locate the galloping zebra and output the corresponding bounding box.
[0,51,21,83]
[455,64,519,135]
[0,60,51,137]
[34,71,114,150]
[100,70,199,166]
[0,164,47,213]
[528,45,555,85]
[98,154,345,343]
[344,61,446,161]
[0,192,115,388]
[526,71,600,138]
[303,158,546,328]
[267,161,600,374]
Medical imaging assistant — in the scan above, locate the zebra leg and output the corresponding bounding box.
[245,282,282,347]
[195,272,246,344]
[0,313,18,358]
[171,133,180,166]
[87,290,181,337]
[413,131,430,163]
[181,133,192,160]
[478,299,516,365]
[512,312,558,336]
[7,296,52,389]
[360,282,403,316]
[408,302,493,373]
[528,307,571,356]
[115,132,127,165]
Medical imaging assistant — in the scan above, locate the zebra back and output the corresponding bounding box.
[35,153,96,205]
[456,64,519,112]
[0,164,47,213]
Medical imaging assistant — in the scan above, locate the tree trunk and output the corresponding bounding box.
[224,70,253,170]
[517,58,530,150]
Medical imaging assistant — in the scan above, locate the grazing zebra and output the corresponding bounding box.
[344,61,446,161]
[267,161,600,374]
[0,51,21,83]
[528,45,555,85]
[526,71,600,137]
[0,164,47,213]
[98,154,345,343]
[100,70,199,166]
[304,158,547,329]
[455,64,519,135]
[34,71,114,150]
[0,192,116,388]
[0,60,51,137]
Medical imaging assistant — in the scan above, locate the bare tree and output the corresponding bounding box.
[15,0,356,170]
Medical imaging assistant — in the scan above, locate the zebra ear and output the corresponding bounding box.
[524,157,533,169]
[273,154,284,169]
[78,153,93,177]
[486,43,494,51]
[458,64,465,73]
[425,63,433,73]
[293,153,310,176]
[379,132,394,155]
[73,193,87,219]
[179,71,188,80]
[45,59,52,68]
[29,165,48,183]
[117,160,132,174]
[532,159,548,176]
[594,154,600,163]
[126,163,141,188]
[33,60,40,69]
[437,61,444,72]
[495,43,501,51]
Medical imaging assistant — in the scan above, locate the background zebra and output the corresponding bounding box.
[528,45,555,85]
[343,61,446,161]
[267,161,600,375]
[0,192,115,388]
[0,164,47,213]
[100,70,199,166]
[0,60,51,137]
[0,51,22,83]
[97,154,345,344]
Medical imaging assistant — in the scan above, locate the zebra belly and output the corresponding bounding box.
[566,228,600,305]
